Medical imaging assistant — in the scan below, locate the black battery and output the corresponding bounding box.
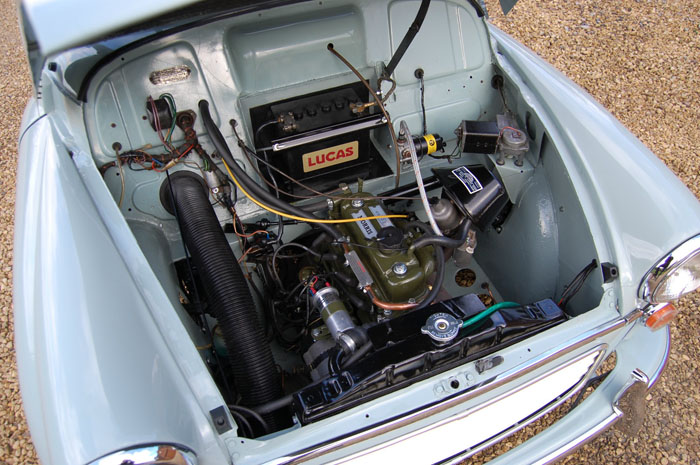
[250,83,392,201]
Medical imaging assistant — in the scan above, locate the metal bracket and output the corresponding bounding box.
[344,250,374,288]
[210,405,232,434]
[613,368,649,437]
[474,355,504,374]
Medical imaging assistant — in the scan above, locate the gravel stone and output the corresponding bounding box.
[0,1,36,464]
[0,0,698,464]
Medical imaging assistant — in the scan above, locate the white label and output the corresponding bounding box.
[368,205,394,229]
[452,166,483,194]
[351,211,378,239]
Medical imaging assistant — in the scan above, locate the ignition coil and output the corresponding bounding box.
[412,133,445,157]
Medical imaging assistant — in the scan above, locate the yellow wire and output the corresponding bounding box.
[222,161,407,224]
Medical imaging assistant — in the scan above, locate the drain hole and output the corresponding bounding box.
[455,269,476,287]
[478,294,494,306]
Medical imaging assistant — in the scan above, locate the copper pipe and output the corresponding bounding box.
[346,241,420,311]
[327,43,402,188]
[364,285,417,311]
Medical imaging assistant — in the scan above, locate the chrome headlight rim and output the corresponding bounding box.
[639,234,700,304]
[87,444,197,465]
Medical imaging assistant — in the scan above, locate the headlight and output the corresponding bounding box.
[88,444,197,465]
[639,234,700,303]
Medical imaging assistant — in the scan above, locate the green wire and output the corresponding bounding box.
[461,301,521,329]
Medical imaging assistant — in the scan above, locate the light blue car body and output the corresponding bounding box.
[14,0,700,464]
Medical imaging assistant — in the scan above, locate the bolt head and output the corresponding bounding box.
[351,199,365,208]
[392,262,408,276]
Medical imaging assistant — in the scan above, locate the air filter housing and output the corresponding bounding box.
[433,165,509,230]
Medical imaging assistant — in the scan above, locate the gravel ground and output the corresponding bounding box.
[0,0,698,463]
[0,1,35,463]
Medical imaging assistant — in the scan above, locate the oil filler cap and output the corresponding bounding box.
[421,313,462,343]
[377,226,404,250]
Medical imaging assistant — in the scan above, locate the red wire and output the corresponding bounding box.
[237,246,260,263]
[235,229,270,238]
[152,144,195,172]
[176,144,195,160]
[500,126,520,135]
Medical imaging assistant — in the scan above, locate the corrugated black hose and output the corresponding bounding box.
[166,174,285,432]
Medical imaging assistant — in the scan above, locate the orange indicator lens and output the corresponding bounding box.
[645,303,679,331]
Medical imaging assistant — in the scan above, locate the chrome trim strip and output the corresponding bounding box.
[531,411,621,465]
[271,116,387,151]
[624,307,645,325]
[440,344,607,465]
[87,444,197,465]
[638,234,700,303]
[433,348,607,465]
[276,311,640,464]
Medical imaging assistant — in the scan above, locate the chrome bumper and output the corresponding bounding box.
[269,307,669,465]
[482,318,669,465]
[522,329,669,465]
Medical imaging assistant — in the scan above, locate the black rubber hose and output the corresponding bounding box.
[406,221,446,310]
[383,0,431,78]
[300,199,331,213]
[198,100,343,241]
[253,394,294,416]
[201,106,300,214]
[253,120,285,244]
[412,218,471,250]
[341,341,373,368]
[167,174,285,429]
[378,176,439,206]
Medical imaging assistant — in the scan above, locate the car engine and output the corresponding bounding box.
[85,1,605,438]
[119,77,573,436]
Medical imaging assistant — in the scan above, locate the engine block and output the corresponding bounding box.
[332,192,435,304]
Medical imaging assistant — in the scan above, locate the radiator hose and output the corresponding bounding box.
[165,174,284,430]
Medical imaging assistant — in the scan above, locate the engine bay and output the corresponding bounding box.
[80,0,606,439]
